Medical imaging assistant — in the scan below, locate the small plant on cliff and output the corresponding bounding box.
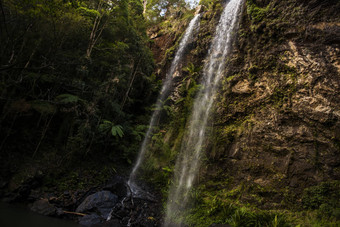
[302,181,340,211]
[246,0,271,24]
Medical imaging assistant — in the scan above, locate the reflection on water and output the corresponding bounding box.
[0,202,80,227]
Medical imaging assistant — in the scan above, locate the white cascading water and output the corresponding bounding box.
[164,0,244,225]
[128,13,202,194]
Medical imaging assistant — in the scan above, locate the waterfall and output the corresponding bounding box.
[128,13,202,193]
[164,0,244,225]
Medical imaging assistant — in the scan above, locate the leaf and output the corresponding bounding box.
[77,6,100,18]
[99,119,112,133]
[116,127,124,138]
[111,125,124,138]
[131,125,147,141]
[162,166,173,173]
[31,100,56,114]
[111,127,117,136]
[175,97,185,104]
[56,94,80,104]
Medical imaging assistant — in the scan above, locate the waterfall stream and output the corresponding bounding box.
[164,0,244,225]
[128,13,202,194]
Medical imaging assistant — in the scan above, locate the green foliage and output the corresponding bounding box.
[225,74,239,83]
[131,124,147,141]
[284,181,340,225]
[144,0,191,25]
[0,0,157,163]
[176,63,201,106]
[199,0,212,8]
[56,94,81,104]
[99,120,124,138]
[77,6,100,17]
[151,97,173,117]
[183,185,292,227]
[246,0,271,24]
[161,176,293,227]
[227,209,289,227]
[31,100,56,114]
[184,63,202,79]
[44,166,116,193]
[248,65,259,81]
[302,181,340,210]
[198,0,221,11]
[111,125,124,138]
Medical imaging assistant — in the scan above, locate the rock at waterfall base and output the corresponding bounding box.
[30,198,56,216]
[76,191,118,219]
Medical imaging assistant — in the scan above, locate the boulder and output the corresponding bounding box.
[30,198,56,216]
[6,173,43,202]
[103,176,127,197]
[79,214,102,226]
[102,219,122,227]
[76,191,118,219]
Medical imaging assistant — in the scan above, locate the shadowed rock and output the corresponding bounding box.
[30,198,56,216]
[76,191,118,219]
[79,213,102,226]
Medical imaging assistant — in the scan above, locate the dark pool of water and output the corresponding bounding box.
[0,202,80,227]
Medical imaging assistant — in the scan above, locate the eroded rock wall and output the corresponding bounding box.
[203,0,340,209]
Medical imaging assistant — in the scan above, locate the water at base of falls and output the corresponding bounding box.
[0,202,80,227]
[163,0,244,226]
[127,13,202,195]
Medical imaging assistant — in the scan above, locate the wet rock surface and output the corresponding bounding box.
[76,191,118,219]
[103,176,128,198]
[79,214,102,226]
[2,173,43,203]
[1,173,162,226]
[68,180,162,226]
[201,0,340,209]
[30,198,57,216]
[74,193,162,226]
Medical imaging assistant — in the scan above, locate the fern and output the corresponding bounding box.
[111,125,124,138]
[131,125,147,141]
[56,94,80,104]
[98,120,124,138]
[99,120,112,132]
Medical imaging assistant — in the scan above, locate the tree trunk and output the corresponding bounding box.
[121,59,141,110]
[86,1,107,59]
[86,13,100,59]
[143,0,147,15]
[32,112,55,158]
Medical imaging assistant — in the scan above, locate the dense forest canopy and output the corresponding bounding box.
[0,0,161,166]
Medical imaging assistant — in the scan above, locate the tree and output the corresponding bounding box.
[0,0,157,161]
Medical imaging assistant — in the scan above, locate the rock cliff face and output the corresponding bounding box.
[148,0,339,224]
[208,0,340,206]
